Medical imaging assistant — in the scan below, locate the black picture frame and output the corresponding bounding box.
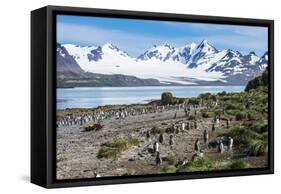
[31,5,274,188]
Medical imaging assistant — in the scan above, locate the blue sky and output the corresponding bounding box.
[57,15,268,57]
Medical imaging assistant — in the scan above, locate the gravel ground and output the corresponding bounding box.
[56,108,268,180]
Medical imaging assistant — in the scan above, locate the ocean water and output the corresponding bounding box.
[57,86,245,109]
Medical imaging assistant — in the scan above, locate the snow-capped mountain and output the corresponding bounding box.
[186,40,219,69]
[58,40,268,85]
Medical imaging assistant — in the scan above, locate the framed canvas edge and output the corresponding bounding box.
[38,5,274,188]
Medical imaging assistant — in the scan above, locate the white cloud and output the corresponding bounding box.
[57,21,268,57]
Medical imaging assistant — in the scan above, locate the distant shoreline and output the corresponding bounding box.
[57,84,245,89]
[56,85,246,110]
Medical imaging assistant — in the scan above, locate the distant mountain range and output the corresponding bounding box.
[57,40,268,87]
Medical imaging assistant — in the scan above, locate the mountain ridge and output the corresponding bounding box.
[57,40,268,86]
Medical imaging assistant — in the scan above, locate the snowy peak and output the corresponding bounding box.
[249,51,257,55]
[137,42,200,64]
[137,40,219,64]
[242,51,260,65]
[221,49,242,60]
[62,44,97,61]
[207,49,247,75]
[187,40,219,68]
[101,43,129,58]
[256,51,268,70]
[137,44,175,61]
[102,43,117,49]
[170,43,197,64]
[196,40,218,54]
[63,43,130,64]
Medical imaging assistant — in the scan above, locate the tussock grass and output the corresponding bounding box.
[164,156,178,166]
[151,125,168,134]
[226,126,262,145]
[97,137,140,159]
[235,111,247,121]
[228,160,250,169]
[177,157,214,172]
[248,139,268,156]
[162,165,177,173]
[176,157,250,173]
[250,121,268,134]
[201,110,212,118]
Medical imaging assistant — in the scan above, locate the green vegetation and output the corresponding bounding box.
[188,97,200,105]
[226,125,262,145]
[201,110,212,118]
[159,84,269,172]
[161,92,174,105]
[177,157,214,172]
[151,125,168,134]
[176,157,250,173]
[164,156,178,166]
[229,160,250,169]
[97,137,140,159]
[160,92,185,105]
[235,111,247,121]
[226,124,268,156]
[248,139,268,156]
[199,92,217,104]
[162,165,177,173]
[249,121,268,134]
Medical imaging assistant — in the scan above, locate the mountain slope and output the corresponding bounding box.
[57,44,167,87]
[57,72,164,88]
[57,43,84,78]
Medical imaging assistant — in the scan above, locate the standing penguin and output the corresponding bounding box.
[175,126,180,134]
[212,123,216,132]
[228,137,233,151]
[203,130,209,145]
[218,139,224,153]
[181,122,185,132]
[159,133,164,144]
[186,121,190,130]
[184,108,188,116]
[146,130,151,140]
[155,152,162,166]
[194,139,200,152]
[94,170,101,178]
[153,141,159,153]
[169,135,174,146]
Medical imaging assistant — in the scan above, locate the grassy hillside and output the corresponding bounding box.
[245,67,268,92]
